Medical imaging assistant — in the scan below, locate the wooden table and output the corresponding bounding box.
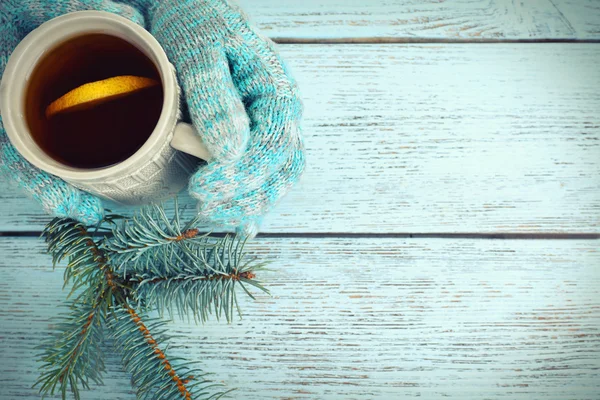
[1,1,599,398]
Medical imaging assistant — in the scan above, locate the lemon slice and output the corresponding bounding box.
[45,75,160,118]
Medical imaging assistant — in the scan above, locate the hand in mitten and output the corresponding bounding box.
[0,1,148,225]
[146,0,305,237]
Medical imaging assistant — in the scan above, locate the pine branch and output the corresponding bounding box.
[37,218,126,398]
[43,217,129,304]
[43,218,103,294]
[103,204,269,322]
[131,234,268,323]
[34,288,109,399]
[102,201,213,277]
[108,304,226,400]
[37,201,270,399]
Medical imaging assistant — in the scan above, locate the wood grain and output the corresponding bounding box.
[1,237,599,399]
[235,0,600,40]
[1,44,599,234]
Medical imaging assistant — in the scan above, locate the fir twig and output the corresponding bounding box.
[36,217,128,398]
[34,291,109,399]
[108,305,225,400]
[103,202,268,322]
[102,200,213,277]
[127,235,269,323]
[42,217,128,304]
[36,201,270,399]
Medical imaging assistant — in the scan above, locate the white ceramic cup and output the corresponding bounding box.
[0,11,211,205]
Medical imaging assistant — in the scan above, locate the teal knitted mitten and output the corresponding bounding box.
[0,4,109,224]
[0,0,305,236]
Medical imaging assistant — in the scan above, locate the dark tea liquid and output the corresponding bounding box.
[25,34,163,168]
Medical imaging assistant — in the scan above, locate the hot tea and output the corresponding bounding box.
[25,34,163,169]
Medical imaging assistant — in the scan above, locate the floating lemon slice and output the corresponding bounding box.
[45,75,159,118]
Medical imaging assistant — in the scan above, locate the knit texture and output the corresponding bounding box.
[0,0,305,237]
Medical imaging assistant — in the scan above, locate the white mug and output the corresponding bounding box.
[0,11,211,205]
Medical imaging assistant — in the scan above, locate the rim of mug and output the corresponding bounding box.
[0,10,177,181]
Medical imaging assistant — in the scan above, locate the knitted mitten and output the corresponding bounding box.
[0,7,107,225]
[146,0,305,237]
[0,1,150,225]
[0,0,305,236]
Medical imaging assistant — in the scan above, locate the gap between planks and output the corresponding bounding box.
[0,231,598,240]
[272,37,600,44]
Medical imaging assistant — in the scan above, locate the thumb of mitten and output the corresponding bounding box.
[54,189,104,225]
[32,175,104,225]
[237,217,261,240]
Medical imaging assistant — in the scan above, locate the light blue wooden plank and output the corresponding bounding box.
[1,237,599,399]
[1,44,599,233]
[237,0,600,40]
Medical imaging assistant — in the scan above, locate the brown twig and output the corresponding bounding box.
[56,227,119,383]
[169,228,200,242]
[57,289,103,383]
[69,224,191,397]
[124,306,193,400]
[147,270,256,285]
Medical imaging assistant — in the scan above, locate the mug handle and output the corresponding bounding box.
[170,122,212,161]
